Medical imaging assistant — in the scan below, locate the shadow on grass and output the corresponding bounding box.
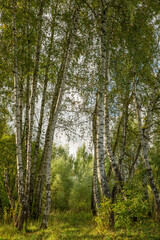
[25,228,40,233]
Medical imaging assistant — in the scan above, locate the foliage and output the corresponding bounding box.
[0,0,160,232]
[0,126,17,218]
[69,144,93,212]
[69,174,92,212]
[51,154,73,210]
[114,195,150,229]
[50,144,93,212]
[95,191,151,235]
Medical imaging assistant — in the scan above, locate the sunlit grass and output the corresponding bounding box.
[0,211,160,239]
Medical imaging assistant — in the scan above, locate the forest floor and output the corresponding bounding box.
[0,211,160,240]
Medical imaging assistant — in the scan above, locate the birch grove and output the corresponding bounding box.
[0,0,160,231]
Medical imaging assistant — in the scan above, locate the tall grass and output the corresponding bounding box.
[0,211,160,239]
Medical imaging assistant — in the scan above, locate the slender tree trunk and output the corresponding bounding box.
[30,1,58,215]
[104,60,123,189]
[94,3,111,199]
[96,91,110,198]
[128,143,141,179]
[118,103,128,176]
[39,3,81,228]
[25,0,44,218]
[134,80,160,218]
[107,115,122,181]
[92,100,100,215]
[98,1,124,190]
[12,0,25,230]
[23,0,31,165]
[19,78,23,142]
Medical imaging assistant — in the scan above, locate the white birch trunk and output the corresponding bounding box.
[92,101,100,215]
[24,0,31,165]
[30,2,58,213]
[96,91,110,198]
[134,82,160,217]
[104,60,123,188]
[107,115,122,180]
[94,4,111,199]
[19,79,23,142]
[25,0,44,211]
[12,0,25,229]
[40,3,81,228]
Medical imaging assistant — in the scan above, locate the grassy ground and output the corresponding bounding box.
[0,211,160,240]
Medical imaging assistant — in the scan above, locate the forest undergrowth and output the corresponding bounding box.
[0,211,160,240]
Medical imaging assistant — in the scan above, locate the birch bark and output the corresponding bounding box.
[30,1,58,214]
[94,2,111,199]
[104,61,123,188]
[24,0,31,165]
[40,3,81,228]
[92,100,100,215]
[134,80,160,217]
[12,0,25,230]
[96,91,110,198]
[25,0,44,215]
[107,115,122,181]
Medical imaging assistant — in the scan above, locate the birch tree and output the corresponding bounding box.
[25,0,44,219]
[92,100,100,215]
[40,2,81,228]
[12,0,25,230]
[29,0,59,213]
[134,79,160,217]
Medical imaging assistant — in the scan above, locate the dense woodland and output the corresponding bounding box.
[0,0,160,239]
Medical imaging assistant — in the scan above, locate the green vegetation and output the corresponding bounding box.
[0,211,160,239]
[1,144,160,239]
[0,0,160,237]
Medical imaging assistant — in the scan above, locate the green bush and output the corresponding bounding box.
[114,194,150,229]
[95,193,151,231]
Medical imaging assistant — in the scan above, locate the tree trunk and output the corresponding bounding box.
[96,1,124,190]
[128,143,141,179]
[118,103,128,177]
[23,0,31,168]
[25,0,44,218]
[104,61,123,189]
[134,80,160,218]
[12,0,25,230]
[107,115,122,181]
[40,3,81,228]
[30,1,58,216]
[96,91,110,198]
[92,100,100,215]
